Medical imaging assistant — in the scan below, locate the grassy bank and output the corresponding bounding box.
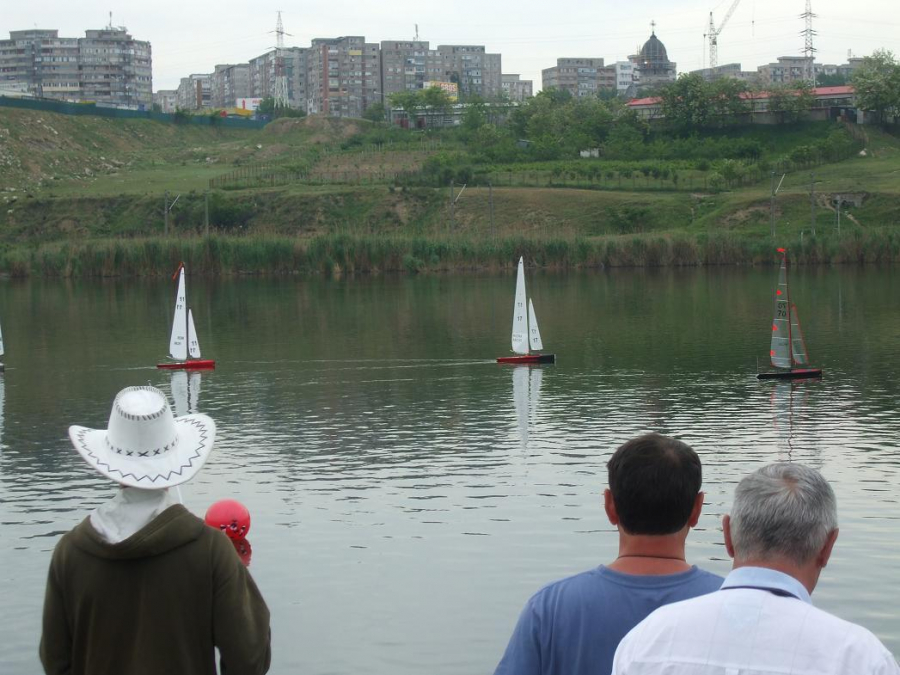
[2,107,900,276]
[5,228,900,278]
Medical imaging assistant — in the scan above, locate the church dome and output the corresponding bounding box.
[640,32,669,66]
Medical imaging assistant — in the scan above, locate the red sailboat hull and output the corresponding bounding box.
[497,354,556,364]
[157,359,216,371]
[757,368,821,380]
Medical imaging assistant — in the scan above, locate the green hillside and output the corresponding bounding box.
[1,106,899,275]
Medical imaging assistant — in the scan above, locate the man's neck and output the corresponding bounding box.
[607,531,691,575]
[731,558,819,595]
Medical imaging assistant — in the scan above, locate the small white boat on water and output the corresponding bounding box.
[497,257,555,364]
[157,262,215,371]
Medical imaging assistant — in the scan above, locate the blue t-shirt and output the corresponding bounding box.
[494,565,723,675]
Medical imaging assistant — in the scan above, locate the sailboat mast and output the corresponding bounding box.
[184,276,190,363]
[524,286,530,355]
[783,250,794,366]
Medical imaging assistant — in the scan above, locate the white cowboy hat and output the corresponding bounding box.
[69,386,216,489]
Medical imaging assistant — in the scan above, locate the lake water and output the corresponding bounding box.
[2,267,899,674]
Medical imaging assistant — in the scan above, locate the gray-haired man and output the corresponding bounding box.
[613,463,899,675]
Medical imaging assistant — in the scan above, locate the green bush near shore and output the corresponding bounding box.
[4,229,900,278]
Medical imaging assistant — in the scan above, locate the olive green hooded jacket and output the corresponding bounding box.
[40,504,271,675]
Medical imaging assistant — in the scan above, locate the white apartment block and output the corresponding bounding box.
[613,61,635,94]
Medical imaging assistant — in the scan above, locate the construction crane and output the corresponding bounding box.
[706,0,742,69]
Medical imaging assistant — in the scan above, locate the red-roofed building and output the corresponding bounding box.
[627,85,857,122]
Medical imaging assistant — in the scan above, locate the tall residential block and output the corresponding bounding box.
[0,27,152,107]
[211,63,251,108]
[542,58,614,98]
[501,74,533,101]
[248,47,307,109]
[380,40,431,96]
[435,45,502,99]
[380,41,502,101]
[153,89,177,112]
[306,36,381,118]
[176,73,211,110]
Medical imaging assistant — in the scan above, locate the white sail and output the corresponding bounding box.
[169,268,188,360]
[187,309,201,358]
[511,257,529,355]
[790,304,809,366]
[527,299,544,352]
[769,257,791,368]
[0,317,5,357]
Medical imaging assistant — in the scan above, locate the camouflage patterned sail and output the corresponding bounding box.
[769,253,792,368]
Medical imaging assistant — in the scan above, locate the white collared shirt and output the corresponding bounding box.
[613,566,899,675]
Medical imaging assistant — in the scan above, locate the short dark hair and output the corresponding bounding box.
[607,433,702,535]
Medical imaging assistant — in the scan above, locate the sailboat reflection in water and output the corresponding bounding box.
[170,370,202,417]
[770,379,814,462]
[512,366,543,452]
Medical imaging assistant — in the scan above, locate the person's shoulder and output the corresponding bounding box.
[808,603,895,649]
[526,567,604,603]
[684,566,726,590]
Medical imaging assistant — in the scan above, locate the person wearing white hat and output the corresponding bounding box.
[39,386,271,675]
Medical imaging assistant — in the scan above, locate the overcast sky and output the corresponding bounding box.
[5,0,899,91]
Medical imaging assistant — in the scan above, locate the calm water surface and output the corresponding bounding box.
[1,267,899,674]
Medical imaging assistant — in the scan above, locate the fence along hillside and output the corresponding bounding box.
[0,95,267,129]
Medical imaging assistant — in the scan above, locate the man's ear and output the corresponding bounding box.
[817,529,839,569]
[723,515,735,559]
[604,489,619,527]
[688,492,704,528]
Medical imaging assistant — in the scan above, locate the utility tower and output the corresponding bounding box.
[801,0,817,85]
[706,0,742,69]
[274,12,289,108]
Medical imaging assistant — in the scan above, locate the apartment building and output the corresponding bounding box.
[501,74,533,101]
[176,73,211,110]
[211,63,251,108]
[79,28,152,107]
[435,45,502,99]
[248,47,307,108]
[0,27,151,107]
[380,41,502,100]
[757,56,820,84]
[380,40,430,97]
[690,63,759,83]
[542,58,615,97]
[306,36,381,118]
[613,61,635,95]
[153,89,177,112]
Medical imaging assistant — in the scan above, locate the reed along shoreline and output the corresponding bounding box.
[2,229,899,278]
